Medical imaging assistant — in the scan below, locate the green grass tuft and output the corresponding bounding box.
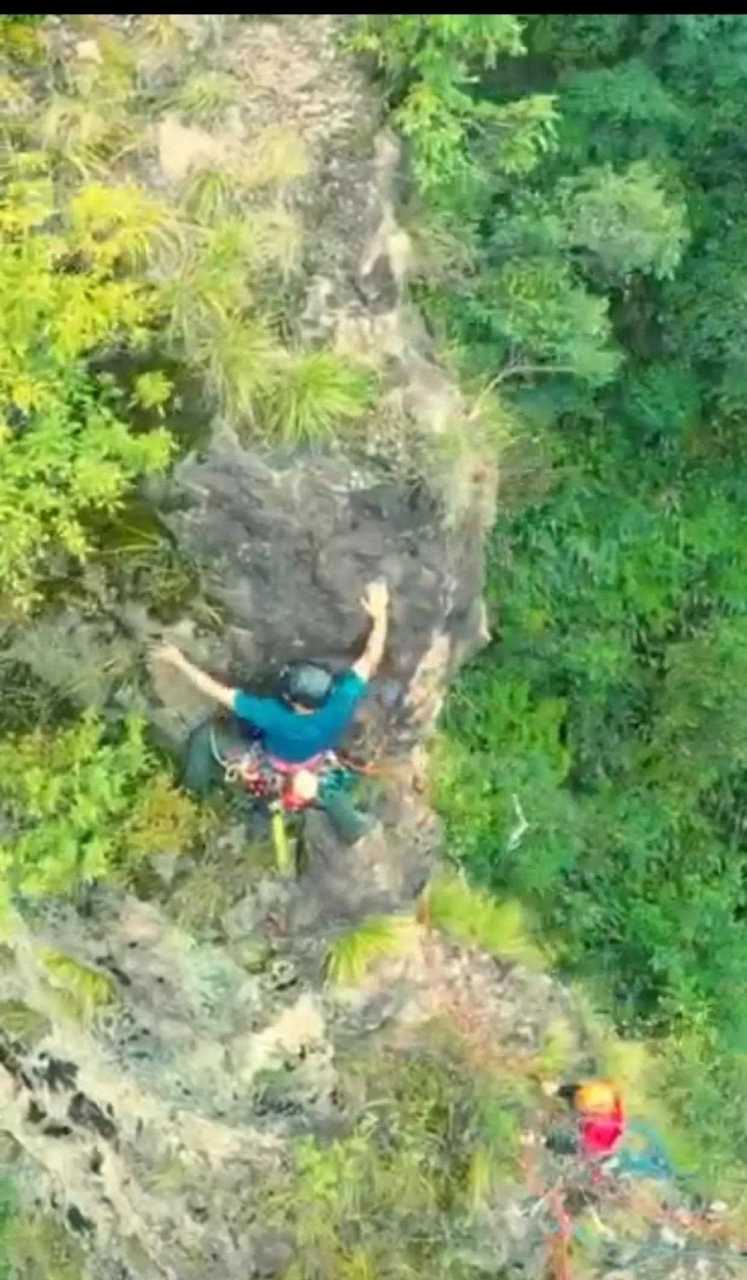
[425,872,543,968]
[263,350,376,445]
[166,70,240,127]
[198,313,281,422]
[324,914,418,986]
[181,165,244,225]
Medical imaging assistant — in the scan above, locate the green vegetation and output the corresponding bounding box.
[268,1045,525,1280]
[324,914,418,985]
[0,17,375,615]
[39,948,115,1025]
[0,711,205,906]
[165,69,241,127]
[425,872,543,969]
[352,13,747,1189]
[1,1205,85,1280]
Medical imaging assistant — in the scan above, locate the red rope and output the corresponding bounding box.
[547,1187,573,1280]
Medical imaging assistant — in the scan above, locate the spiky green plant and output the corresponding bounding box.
[263,350,376,445]
[167,70,240,127]
[181,164,244,225]
[198,312,281,421]
[137,12,187,53]
[425,873,543,968]
[164,220,256,346]
[537,1016,577,1077]
[249,205,303,278]
[0,1000,50,1048]
[38,93,136,177]
[324,914,418,986]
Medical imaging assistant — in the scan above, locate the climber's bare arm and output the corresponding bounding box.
[352,580,389,682]
[150,643,237,710]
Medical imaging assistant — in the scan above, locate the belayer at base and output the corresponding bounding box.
[150,580,390,845]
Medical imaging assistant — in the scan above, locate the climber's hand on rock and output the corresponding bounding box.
[361,580,389,620]
[149,641,184,669]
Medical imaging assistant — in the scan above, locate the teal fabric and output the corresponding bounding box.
[609,1120,678,1182]
[233,669,368,763]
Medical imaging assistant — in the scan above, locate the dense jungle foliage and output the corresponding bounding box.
[354,13,747,1186]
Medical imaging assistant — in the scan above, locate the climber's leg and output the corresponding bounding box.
[321,788,377,845]
[181,718,223,797]
[182,714,257,797]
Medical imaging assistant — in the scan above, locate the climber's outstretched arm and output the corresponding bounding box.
[150,644,237,710]
[352,580,389,682]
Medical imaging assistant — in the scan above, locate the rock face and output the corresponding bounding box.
[155,442,486,754]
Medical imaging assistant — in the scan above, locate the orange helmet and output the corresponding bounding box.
[574,1079,618,1115]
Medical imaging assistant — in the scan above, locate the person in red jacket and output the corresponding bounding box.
[557,1079,626,1160]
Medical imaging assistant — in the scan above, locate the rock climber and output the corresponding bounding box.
[150,580,390,842]
[557,1078,626,1161]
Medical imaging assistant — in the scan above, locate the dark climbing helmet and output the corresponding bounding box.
[277,661,334,711]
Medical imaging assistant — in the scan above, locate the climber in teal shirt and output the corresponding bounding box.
[232,668,368,764]
[152,580,389,765]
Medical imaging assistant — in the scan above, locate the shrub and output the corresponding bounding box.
[0,158,174,613]
[0,712,201,906]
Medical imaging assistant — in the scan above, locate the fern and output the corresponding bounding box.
[324,915,418,986]
[132,369,173,414]
[425,873,543,968]
[124,772,204,863]
[263,351,376,445]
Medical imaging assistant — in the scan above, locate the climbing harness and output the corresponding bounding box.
[210,725,359,872]
[210,726,347,810]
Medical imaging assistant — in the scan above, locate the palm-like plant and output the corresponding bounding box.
[324,914,418,986]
